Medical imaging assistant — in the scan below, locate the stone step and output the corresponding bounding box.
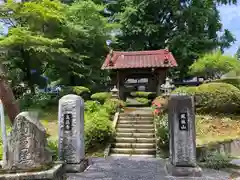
[113,143,155,149]
[111,148,156,155]
[119,116,153,121]
[118,120,153,125]
[120,114,153,118]
[116,128,155,133]
[117,124,154,129]
[115,137,155,143]
[116,132,155,138]
[109,154,155,158]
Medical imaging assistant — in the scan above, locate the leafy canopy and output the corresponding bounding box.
[189,50,240,79]
[103,0,237,79]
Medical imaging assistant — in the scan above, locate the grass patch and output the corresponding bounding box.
[196,114,240,146]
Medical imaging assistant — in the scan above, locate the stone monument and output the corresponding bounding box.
[58,94,87,172]
[3,112,52,170]
[166,94,202,177]
[0,111,64,179]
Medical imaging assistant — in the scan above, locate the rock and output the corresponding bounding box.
[3,112,52,170]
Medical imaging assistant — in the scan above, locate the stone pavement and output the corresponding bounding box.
[66,157,233,180]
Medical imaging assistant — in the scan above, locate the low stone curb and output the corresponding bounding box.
[0,163,64,180]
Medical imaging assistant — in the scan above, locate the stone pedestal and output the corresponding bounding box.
[58,94,86,172]
[166,94,202,177]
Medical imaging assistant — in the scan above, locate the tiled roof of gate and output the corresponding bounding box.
[101,49,178,70]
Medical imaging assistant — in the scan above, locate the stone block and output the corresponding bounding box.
[58,94,85,165]
[3,112,52,170]
[0,163,64,180]
[166,162,202,177]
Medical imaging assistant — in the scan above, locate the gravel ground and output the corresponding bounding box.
[66,157,232,180]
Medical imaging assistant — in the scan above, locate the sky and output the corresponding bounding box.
[219,3,240,56]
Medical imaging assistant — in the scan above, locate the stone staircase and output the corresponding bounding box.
[110,112,156,157]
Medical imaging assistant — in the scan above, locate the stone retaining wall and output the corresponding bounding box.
[197,139,240,161]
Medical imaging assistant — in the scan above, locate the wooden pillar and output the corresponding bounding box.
[156,69,167,96]
[147,75,157,92]
[117,71,125,101]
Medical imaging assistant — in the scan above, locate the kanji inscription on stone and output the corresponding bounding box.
[179,112,188,131]
[64,113,72,131]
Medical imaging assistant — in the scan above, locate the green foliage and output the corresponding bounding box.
[204,151,231,170]
[1,0,115,93]
[189,51,240,79]
[211,78,240,89]
[103,98,126,115]
[130,91,156,99]
[72,86,91,99]
[85,100,101,113]
[155,114,169,148]
[18,92,56,110]
[173,83,240,113]
[85,110,113,150]
[172,86,198,95]
[47,139,58,161]
[135,97,150,105]
[72,86,90,95]
[107,0,236,79]
[91,92,111,104]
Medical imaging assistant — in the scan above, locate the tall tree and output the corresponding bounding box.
[0,0,73,94]
[189,50,240,79]
[105,0,236,79]
[48,0,117,88]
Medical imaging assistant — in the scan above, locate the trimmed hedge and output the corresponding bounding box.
[103,98,126,115]
[172,83,240,114]
[130,91,156,100]
[135,97,150,105]
[60,86,91,100]
[85,110,113,150]
[91,92,111,104]
[209,78,240,89]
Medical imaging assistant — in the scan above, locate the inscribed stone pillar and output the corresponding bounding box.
[58,94,85,165]
[4,112,52,170]
[166,94,202,177]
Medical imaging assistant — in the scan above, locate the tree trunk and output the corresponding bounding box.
[0,65,20,125]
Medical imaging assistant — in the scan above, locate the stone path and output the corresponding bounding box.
[66,157,233,180]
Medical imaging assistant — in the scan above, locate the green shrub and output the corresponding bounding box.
[73,86,90,95]
[155,114,169,148]
[18,92,56,110]
[73,86,91,99]
[85,110,113,150]
[135,97,150,105]
[85,100,101,113]
[103,98,126,115]
[210,78,240,89]
[91,92,111,104]
[172,86,198,95]
[130,91,156,99]
[204,151,231,170]
[172,83,240,114]
[47,139,58,161]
